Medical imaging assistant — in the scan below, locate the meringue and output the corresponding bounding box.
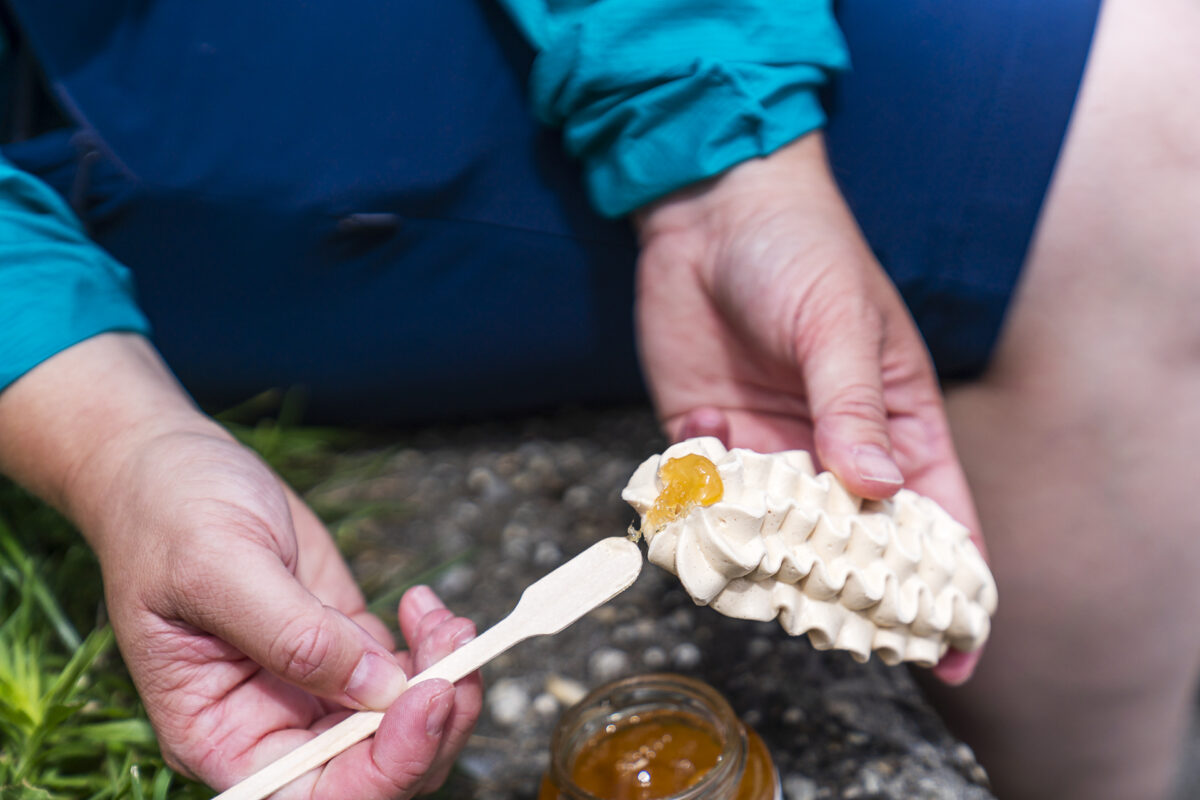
[622,438,997,667]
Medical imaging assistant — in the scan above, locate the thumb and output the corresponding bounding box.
[800,319,903,499]
[179,549,407,711]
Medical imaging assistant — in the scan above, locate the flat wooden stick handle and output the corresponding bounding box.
[211,616,521,800]
[212,537,641,800]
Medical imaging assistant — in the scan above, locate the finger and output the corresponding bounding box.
[285,489,396,650]
[673,406,730,444]
[396,586,482,792]
[799,309,904,499]
[174,545,407,712]
[295,679,456,800]
[414,615,476,675]
[398,585,446,645]
[415,625,482,793]
[417,668,483,794]
[932,647,983,686]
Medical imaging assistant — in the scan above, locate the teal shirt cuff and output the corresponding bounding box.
[562,61,832,217]
[0,157,151,393]
[503,0,849,217]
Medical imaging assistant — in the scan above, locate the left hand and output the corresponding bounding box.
[633,133,984,684]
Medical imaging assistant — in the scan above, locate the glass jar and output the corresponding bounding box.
[538,673,780,800]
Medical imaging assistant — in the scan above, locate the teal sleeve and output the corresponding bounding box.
[496,0,849,217]
[0,153,151,393]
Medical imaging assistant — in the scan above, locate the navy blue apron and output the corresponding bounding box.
[1,0,644,422]
[1,0,1099,422]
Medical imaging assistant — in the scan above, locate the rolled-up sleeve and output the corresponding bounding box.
[0,153,150,392]
[498,0,849,216]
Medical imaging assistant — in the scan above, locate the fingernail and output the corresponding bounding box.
[452,623,476,649]
[853,445,904,485]
[345,652,408,710]
[425,686,454,738]
[407,585,444,618]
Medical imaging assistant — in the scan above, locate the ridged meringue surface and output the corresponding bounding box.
[622,438,998,667]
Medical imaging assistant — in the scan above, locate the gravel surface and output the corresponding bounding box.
[322,404,1196,799]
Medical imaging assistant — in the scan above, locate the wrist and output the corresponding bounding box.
[0,333,224,535]
[634,132,832,244]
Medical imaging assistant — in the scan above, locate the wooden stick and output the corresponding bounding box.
[213,537,643,800]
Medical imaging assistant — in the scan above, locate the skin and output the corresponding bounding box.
[0,334,482,798]
[2,2,1194,797]
[635,133,983,685]
[637,0,1200,796]
[931,0,1200,797]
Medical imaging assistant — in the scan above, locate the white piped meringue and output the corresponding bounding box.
[622,438,997,667]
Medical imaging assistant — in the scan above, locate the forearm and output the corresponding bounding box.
[0,332,223,540]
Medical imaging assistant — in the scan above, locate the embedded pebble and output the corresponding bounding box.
[747,636,773,660]
[466,465,510,502]
[784,775,819,800]
[546,675,588,707]
[533,540,562,567]
[435,564,476,597]
[643,646,668,669]
[532,693,559,717]
[671,642,702,669]
[563,484,595,511]
[588,647,630,683]
[487,679,530,727]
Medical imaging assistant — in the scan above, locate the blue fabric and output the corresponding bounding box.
[822,0,1102,377]
[500,0,847,215]
[0,149,150,392]
[2,0,643,421]
[0,0,1100,421]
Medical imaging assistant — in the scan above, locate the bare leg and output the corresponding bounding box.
[930,0,1200,797]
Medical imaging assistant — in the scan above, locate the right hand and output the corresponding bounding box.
[0,334,481,797]
[633,134,986,684]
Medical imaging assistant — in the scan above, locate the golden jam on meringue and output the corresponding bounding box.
[638,453,724,536]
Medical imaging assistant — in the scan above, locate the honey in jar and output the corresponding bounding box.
[539,674,780,800]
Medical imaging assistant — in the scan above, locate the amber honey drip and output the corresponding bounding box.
[640,454,724,535]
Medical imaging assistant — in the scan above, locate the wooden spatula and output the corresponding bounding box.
[213,536,643,800]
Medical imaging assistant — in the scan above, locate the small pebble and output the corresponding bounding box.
[856,767,884,794]
[783,775,818,800]
[533,540,561,567]
[449,499,482,528]
[532,692,559,717]
[563,484,595,511]
[465,466,494,494]
[589,647,630,683]
[434,564,476,597]
[546,675,588,707]
[487,678,530,727]
[747,636,773,660]
[643,646,668,669]
[671,642,702,670]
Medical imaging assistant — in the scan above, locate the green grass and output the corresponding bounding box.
[0,396,442,798]
[0,483,207,800]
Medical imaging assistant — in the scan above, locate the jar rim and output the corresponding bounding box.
[547,673,749,800]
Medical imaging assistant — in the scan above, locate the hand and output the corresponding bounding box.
[0,335,481,796]
[634,134,984,683]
